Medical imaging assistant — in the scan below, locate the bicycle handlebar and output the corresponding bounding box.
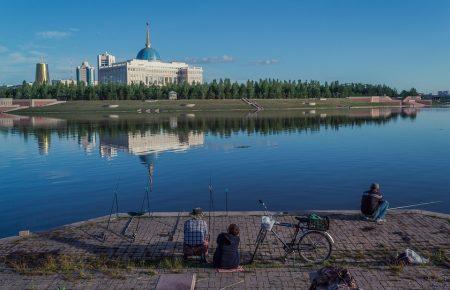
[258,199,270,215]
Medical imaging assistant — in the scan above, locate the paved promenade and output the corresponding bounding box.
[0,210,448,289]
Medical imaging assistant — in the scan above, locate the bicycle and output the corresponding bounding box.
[250,200,334,264]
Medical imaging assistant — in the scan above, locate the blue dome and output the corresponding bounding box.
[136,47,161,61]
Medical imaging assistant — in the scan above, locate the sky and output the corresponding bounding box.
[0,0,449,93]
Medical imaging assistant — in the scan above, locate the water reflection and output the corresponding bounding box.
[0,108,418,157]
[2,107,450,238]
[0,114,67,155]
[99,131,204,159]
[79,133,97,153]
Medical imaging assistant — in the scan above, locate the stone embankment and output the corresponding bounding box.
[0,210,448,289]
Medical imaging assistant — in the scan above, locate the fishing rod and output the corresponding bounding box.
[102,177,121,241]
[129,164,154,241]
[389,201,442,210]
[208,172,214,240]
[225,188,229,215]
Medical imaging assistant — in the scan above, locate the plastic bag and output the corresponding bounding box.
[261,216,275,231]
[405,249,429,264]
[397,249,429,265]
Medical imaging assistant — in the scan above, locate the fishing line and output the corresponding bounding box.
[389,201,443,210]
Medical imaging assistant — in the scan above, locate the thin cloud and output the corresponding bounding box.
[185,55,235,64]
[0,45,8,53]
[7,52,37,64]
[29,50,45,56]
[18,42,54,51]
[69,28,79,32]
[36,30,71,39]
[252,59,279,65]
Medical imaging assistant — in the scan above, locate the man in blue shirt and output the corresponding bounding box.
[183,208,209,261]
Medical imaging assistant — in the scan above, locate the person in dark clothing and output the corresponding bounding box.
[213,224,240,269]
[361,183,389,223]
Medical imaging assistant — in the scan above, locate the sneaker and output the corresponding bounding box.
[375,218,385,224]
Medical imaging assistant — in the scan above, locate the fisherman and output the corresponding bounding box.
[213,224,240,269]
[361,183,390,223]
[183,208,209,261]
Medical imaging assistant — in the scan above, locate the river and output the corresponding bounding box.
[0,107,448,237]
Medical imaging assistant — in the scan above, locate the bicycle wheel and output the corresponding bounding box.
[297,230,332,263]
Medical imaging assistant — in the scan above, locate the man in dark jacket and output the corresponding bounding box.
[213,224,240,269]
[361,183,389,223]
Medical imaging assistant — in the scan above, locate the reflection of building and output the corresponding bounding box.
[79,133,97,153]
[99,131,204,159]
[342,107,402,118]
[100,146,118,159]
[0,113,21,127]
[0,114,66,128]
[76,61,95,85]
[169,116,178,129]
[0,114,67,155]
[35,58,50,84]
[98,23,203,86]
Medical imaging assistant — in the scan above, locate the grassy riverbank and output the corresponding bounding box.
[16,98,405,114]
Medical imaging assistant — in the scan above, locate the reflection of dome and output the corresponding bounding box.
[137,47,160,61]
[136,22,161,61]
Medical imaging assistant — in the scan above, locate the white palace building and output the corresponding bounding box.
[98,23,203,86]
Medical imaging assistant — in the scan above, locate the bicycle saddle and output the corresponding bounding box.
[295,216,309,222]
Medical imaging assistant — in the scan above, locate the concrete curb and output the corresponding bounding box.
[2,209,448,242]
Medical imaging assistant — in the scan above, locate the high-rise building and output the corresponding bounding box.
[438,91,449,97]
[76,61,95,85]
[97,52,116,82]
[97,52,116,69]
[35,57,50,84]
[98,22,203,86]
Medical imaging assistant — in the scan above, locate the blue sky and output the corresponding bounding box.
[0,0,448,92]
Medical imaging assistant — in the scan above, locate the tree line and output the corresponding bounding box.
[0,79,418,100]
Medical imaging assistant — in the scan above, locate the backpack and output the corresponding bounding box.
[310,267,359,290]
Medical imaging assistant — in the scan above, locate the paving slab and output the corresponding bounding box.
[0,210,448,289]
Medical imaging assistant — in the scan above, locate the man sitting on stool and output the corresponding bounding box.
[361,183,390,223]
[183,208,209,261]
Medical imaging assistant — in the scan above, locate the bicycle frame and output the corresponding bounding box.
[270,220,334,247]
[271,221,303,250]
[251,219,306,263]
[251,200,335,263]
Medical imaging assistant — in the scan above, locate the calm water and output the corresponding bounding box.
[0,108,449,238]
